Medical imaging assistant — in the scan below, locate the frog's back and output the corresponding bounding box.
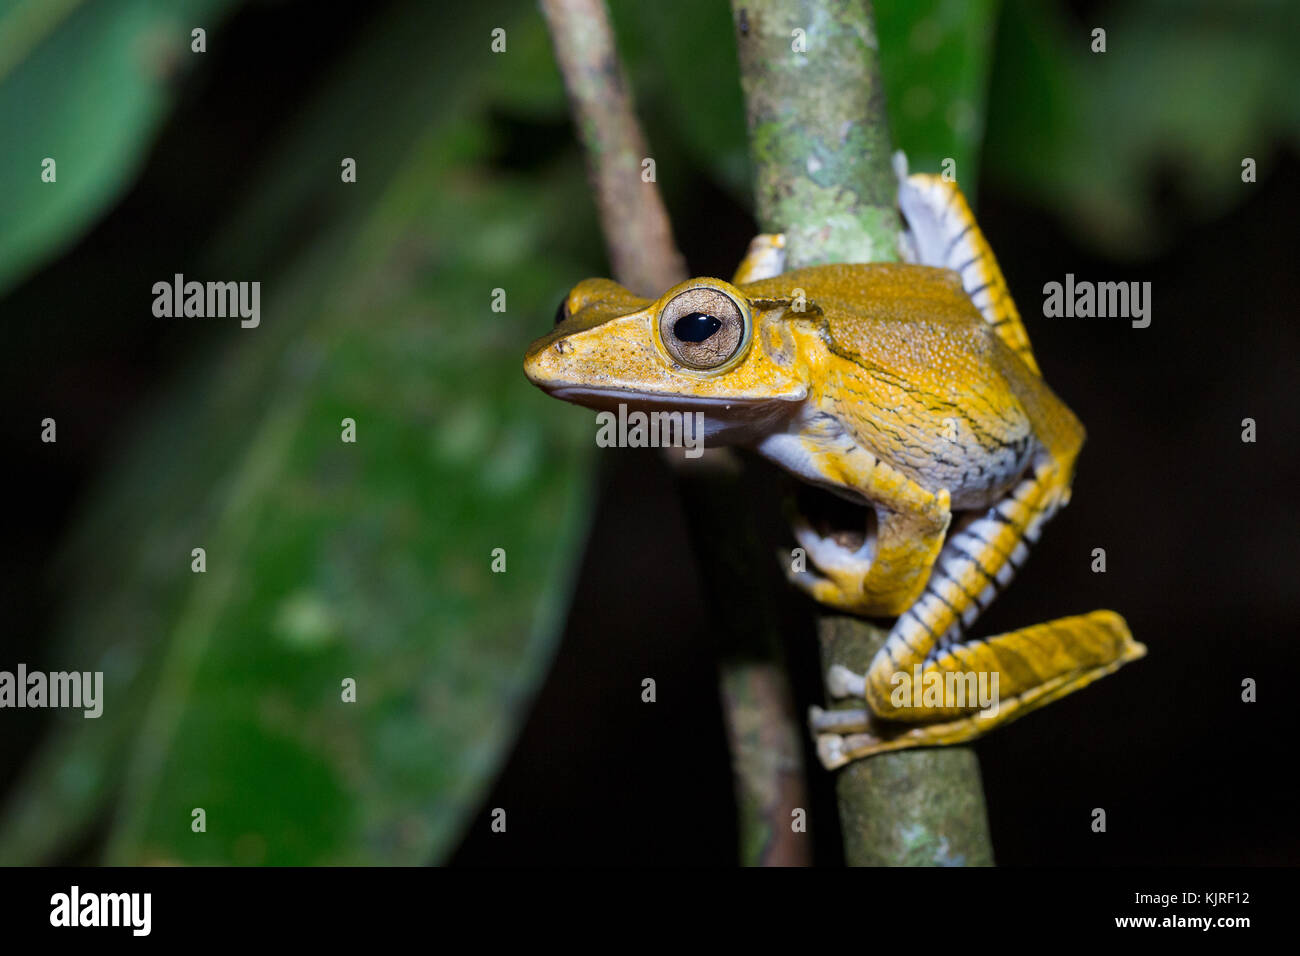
[746,262,1080,504]
[745,262,1023,392]
[777,262,976,326]
[740,261,1076,426]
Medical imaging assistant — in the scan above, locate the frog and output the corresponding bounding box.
[524,157,1145,768]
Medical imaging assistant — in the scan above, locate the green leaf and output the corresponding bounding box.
[0,1,597,865]
[0,0,239,297]
[876,0,1001,196]
[985,0,1300,255]
[104,162,594,865]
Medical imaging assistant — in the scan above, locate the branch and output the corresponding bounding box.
[539,0,684,297]
[729,0,995,866]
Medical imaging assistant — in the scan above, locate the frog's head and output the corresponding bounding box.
[524,276,810,439]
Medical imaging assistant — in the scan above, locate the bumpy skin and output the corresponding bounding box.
[524,171,1145,768]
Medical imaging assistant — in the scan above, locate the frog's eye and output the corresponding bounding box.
[553,296,570,327]
[658,287,748,370]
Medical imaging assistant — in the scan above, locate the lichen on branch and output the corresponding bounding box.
[729,0,995,867]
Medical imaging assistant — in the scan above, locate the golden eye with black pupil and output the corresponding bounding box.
[554,297,570,326]
[658,287,746,370]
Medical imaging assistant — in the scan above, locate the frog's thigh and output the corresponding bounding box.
[815,612,1146,767]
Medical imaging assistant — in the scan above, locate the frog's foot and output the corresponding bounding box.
[814,612,1145,768]
[813,726,948,770]
[812,621,1145,768]
[783,510,884,615]
[732,233,787,284]
[791,509,873,578]
[807,707,915,769]
[783,562,865,615]
[783,490,945,617]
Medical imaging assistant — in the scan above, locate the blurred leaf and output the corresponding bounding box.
[0,1,597,865]
[0,0,238,297]
[478,5,569,116]
[611,0,750,201]
[876,0,1001,193]
[985,0,1300,255]
[105,159,593,865]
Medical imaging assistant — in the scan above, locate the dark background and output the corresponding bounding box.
[2,0,1296,865]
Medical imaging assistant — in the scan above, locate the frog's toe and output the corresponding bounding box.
[787,567,881,616]
[824,665,867,699]
[732,233,787,284]
[815,728,893,769]
[782,557,860,610]
[816,733,850,770]
[790,512,874,580]
[811,704,870,732]
[782,556,830,597]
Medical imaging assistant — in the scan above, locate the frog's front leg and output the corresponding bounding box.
[769,433,952,616]
[731,233,786,284]
[788,497,950,616]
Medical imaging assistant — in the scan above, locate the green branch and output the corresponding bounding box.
[729,0,994,866]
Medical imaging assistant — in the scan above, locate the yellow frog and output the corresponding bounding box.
[524,165,1145,768]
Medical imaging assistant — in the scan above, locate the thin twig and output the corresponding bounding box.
[540,0,811,866]
[539,0,685,297]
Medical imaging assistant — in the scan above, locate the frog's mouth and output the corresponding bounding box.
[549,385,803,408]
[549,385,805,444]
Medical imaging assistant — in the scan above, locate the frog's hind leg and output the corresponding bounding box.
[894,153,1040,375]
[812,456,1145,765]
[814,612,1146,768]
